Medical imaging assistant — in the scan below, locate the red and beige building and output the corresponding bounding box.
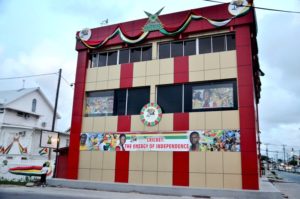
[66,1,262,190]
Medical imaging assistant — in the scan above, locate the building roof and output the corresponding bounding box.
[0,87,61,118]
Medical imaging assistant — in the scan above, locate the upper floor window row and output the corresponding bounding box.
[158,33,236,59]
[90,46,152,68]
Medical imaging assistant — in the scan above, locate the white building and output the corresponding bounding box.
[0,87,69,179]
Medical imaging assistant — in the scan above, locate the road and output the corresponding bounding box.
[277,170,300,184]
[272,171,300,199]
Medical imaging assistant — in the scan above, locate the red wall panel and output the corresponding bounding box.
[174,56,189,84]
[173,152,189,186]
[173,113,189,131]
[120,63,133,88]
[115,151,130,183]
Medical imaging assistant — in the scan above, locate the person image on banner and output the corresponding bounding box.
[80,133,88,150]
[189,131,201,151]
[116,134,126,151]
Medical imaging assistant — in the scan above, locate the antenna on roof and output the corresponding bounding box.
[100,19,108,26]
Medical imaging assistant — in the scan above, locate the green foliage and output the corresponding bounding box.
[0,177,27,185]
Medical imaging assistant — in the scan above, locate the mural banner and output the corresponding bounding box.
[80,130,240,152]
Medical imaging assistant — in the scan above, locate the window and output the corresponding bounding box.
[0,108,4,113]
[171,41,183,57]
[119,49,129,64]
[184,40,196,56]
[85,87,150,116]
[159,43,170,59]
[198,37,212,54]
[98,53,107,67]
[226,34,236,50]
[159,40,196,59]
[130,47,141,63]
[91,54,98,68]
[107,51,118,65]
[32,99,37,112]
[157,85,182,113]
[212,35,226,52]
[142,46,152,61]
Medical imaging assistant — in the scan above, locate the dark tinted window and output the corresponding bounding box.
[91,54,98,68]
[199,37,212,54]
[171,41,183,57]
[184,40,196,56]
[114,90,126,115]
[130,47,141,63]
[107,51,118,65]
[98,53,107,67]
[212,35,225,52]
[142,46,152,61]
[159,43,170,59]
[226,34,236,50]
[127,87,150,115]
[119,49,129,64]
[157,85,182,113]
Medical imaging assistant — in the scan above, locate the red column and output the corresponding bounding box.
[120,63,133,88]
[236,26,259,190]
[67,51,89,179]
[174,56,189,84]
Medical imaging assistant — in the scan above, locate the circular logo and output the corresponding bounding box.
[228,0,250,16]
[79,28,92,41]
[140,103,162,126]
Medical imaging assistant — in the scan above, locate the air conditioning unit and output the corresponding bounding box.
[19,131,26,137]
[41,122,47,127]
[24,113,30,119]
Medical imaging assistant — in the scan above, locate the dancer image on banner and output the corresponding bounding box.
[189,131,200,151]
[116,134,126,151]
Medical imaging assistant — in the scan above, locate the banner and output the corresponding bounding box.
[80,130,240,152]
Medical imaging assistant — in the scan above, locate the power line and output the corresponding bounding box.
[0,72,57,81]
[202,0,300,14]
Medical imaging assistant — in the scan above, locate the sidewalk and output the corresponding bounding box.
[46,177,282,199]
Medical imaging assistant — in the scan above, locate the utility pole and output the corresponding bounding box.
[266,144,269,170]
[283,145,286,165]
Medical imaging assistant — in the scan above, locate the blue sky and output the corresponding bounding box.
[0,0,300,159]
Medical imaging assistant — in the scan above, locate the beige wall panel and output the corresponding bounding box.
[96,81,108,90]
[189,173,206,188]
[78,169,90,181]
[158,113,173,131]
[150,85,156,94]
[157,152,173,172]
[204,53,220,70]
[97,66,109,81]
[206,152,223,173]
[105,116,118,132]
[204,69,221,81]
[189,112,205,130]
[128,171,143,184]
[79,151,91,169]
[146,75,159,86]
[152,42,157,60]
[157,172,172,186]
[90,151,104,170]
[189,152,205,173]
[107,80,120,89]
[131,115,145,132]
[133,61,147,77]
[108,65,120,80]
[86,68,98,83]
[144,123,159,132]
[102,152,116,170]
[90,169,102,181]
[220,68,237,79]
[206,111,222,130]
[159,58,174,75]
[223,152,241,174]
[150,93,156,103]
[143,152,158,171]
[102,170,115,182]
[129,151,144,171]
[206,173,223,188]
[82,117,93,132]
[222,111,240,129]
[189,55,204,71]
[142,171,157,185]
[159,74,174,85]
[220,51,237,68]
[133,77,146,87]
[189,71,205,82]
[224,174,242,189]
[93,117,106,131]
[146,60,160,76]
[85,83,96,91]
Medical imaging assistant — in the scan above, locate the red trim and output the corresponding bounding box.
[236,26,259,190]
[173,113,189,131]
[120,63,133,89]
[67,51,88,179]
[173,152,189,186]
[115,151,130,183]
[117,115,131,132]
[174,56,189,84]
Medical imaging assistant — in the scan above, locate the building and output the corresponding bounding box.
[0,87,69,178]
[67,1,262,190]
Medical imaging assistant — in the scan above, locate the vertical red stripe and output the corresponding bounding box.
[236,26,259,190]
[117,115,131,132]
[174,56,189,83]
[173,113,189,131]
[115,151,130,183]
[173,152,189,186]
[67,51,88,179]
[120,63,133,88]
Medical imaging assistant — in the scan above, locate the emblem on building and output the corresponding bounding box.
[140,103,162,126]
[143,7,164,32]
[79,28,92,41]
[228,0,249,16]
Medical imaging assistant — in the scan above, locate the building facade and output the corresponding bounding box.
[67,1,262,190]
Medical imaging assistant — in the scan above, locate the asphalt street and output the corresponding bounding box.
[273,171,300,199]
[277,171,300,184]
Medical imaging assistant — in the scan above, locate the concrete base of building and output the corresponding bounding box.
[47,177,282,199]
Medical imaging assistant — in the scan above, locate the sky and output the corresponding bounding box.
[0,0,299,159]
